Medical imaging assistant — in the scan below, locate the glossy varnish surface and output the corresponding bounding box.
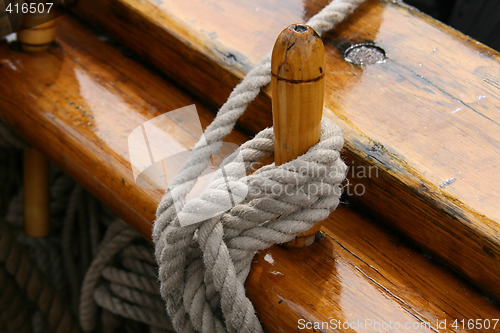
[248,205,500,332]
[0,16,499,332]
[74,0,500,298]
[0,18,248,238]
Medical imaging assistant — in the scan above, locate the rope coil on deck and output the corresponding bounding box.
[0,155,173,332]
[153,0,365,331]
[0,222,81,333]
[79,220,173,332]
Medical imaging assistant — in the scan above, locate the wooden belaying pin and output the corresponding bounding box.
[17,11,56,237]
[271,23,325,248]
[17,8,56,52]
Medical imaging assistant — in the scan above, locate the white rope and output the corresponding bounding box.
[0,153,174,332]
[0,222,81,333]
[153,0,365,332]
[79,220,174,332]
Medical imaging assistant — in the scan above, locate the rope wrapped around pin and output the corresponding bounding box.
[153,0,365,331]
[155,122,345,333]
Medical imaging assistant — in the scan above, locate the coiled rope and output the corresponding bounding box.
[79,220,173,332]
[153,0,365,332]
[0,222,81,333]
[0,264,33,333]
[0,139,172,332]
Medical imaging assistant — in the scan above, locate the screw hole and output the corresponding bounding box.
[344,43,386,65]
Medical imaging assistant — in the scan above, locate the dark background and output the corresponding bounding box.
[405,0,500,51]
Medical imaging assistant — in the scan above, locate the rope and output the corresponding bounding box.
[0,221,81,333]
[0,1,365,332]
[0,141,173,332]
[79,220,173,332]
[0,265,33,333]
[0,130,173,332]
[153,0,364,331]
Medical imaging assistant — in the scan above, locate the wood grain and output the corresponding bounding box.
[0,18,248,238]
[72,0,500,299]
[272,24,324,166]
[23,148,49,237]
[248,205,500,332]
[0,15,499,332]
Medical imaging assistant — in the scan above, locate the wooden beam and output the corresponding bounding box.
[72,0,500,299]
[0,16,499,332]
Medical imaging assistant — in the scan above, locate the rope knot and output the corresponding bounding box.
[155,120,346,333]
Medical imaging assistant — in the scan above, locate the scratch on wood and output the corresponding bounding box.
[324,233,440,333]
[413,72,499,126]
[439,177,456,189]
[214,48,248,69]
[286,38,297,52]
[483,78,500,91]
[386,60,500,126]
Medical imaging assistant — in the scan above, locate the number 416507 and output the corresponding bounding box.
[6,2,54,14]
[451,319,498,330]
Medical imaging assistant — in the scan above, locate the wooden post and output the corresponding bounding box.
[17,10,56,52]
[23,148,50,237]
[271,24,325,248]
[17,11,56,237]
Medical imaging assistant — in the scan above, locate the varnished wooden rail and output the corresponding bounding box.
[0,15,499,332]
[73,0,500,299]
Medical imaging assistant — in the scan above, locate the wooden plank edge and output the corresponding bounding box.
[71,0,500,299]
